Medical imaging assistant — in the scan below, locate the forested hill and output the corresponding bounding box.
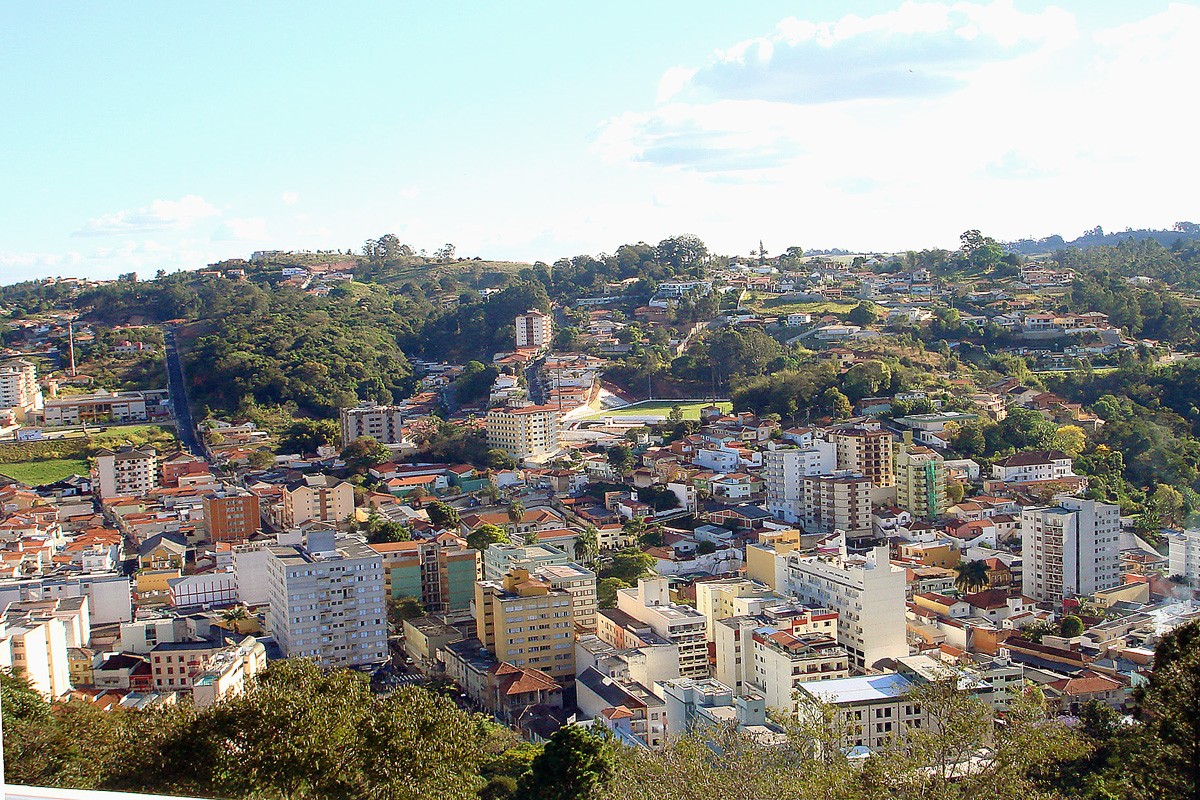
[1005,222,1200,256]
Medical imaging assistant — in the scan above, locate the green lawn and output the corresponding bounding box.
[582,400,732,421]
[0,458,89,486]
[753,296,857,316]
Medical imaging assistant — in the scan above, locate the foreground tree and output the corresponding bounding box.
[518,726,614,800]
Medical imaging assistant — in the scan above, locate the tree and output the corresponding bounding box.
[696,540,717,555]
[947,481,966,505]
[954,559,990,594]
[516,725,613,800]
[654,235,708,271]
[1133,620,1200,799]
[607,445,633,474]
[597,577,630,608]
[604,549,655,584]
[507,500,525,525]
[426,500,461,529]
[622,516,647,543]
[1150,483,1185,528]
[341,436,391,473]
[667,404,683,422]
[820,387,852,419]
[1059,615,1084,637]
[467,523,510,552]
[847,301,879,327]
[247,449,276,470]
[387,596,424,628]
[1050,424,1087,459]
[576,525,599,565]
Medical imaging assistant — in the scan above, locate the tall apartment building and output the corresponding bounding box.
[265,529,387,668]
[486,404,561,462]
[784,545,908,670]
[203,488,261,543]
[749,629,850,714]
[0,358,43,424]
[615,578,708,678]
[1021,496,1120,604]
[763,441,837,523]
[1169,528,1200,587]
[370,533,480,613]
[93,445,159,499]
[802,473,874,539]
[339,404,407,448]
[832,428,894,487]
[894,443,947,520]
[714,601,839,694]
[515,308,552,348]
[0,596,89,698]
[282,474,355,529]
[474,567,576,681]
[694,577,780,640]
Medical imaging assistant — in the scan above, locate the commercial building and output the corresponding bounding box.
[1021,496,1120,604]
[265,528,387,668]
[615,578,708,678]
[832,428,894,488]
[339,404,407,449]
[763,442,837,523]
[802,473,874,540]
[515,309,552,348]
[202,488,261,543]
[894,443,947,520]
[93,445,159,499]
[794,673,924,750]
[42,389,151,426]
[784,546,908,671]
[370,534,480,613]
[0,358,43,424]
[282,474,355,529]
[486,404,562,462]
[474,567,577,681]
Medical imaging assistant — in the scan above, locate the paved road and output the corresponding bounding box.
[525,357,546,405]
[163,328,203,456]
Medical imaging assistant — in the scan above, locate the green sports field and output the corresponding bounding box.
[0,458,90,486]
[581,400,732,421]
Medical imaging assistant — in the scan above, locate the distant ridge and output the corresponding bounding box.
[1004,222,1200,255]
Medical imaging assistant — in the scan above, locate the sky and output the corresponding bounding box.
[2,1,1199,282]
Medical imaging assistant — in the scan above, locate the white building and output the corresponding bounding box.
[794,673,924,750]
[1021,496,1120,605]
[0,358,43,424]
[763,442,837,523]
[1169,528,1200,587]
[991,450,1076,484]
[749,628,850,714]
[616,578,708,678]
[783,545,908,671]
[339,404,408,448]
[92,445,159,499]
[265,528,388,668]
[515,309,552,348]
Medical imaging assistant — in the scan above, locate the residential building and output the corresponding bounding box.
[202,488,261,543]
[576,631,680,697]
[282,474,355,529]
[0,596,88,698]
[440,638,563,724]
[515,309,552,348]
[191,635,268,707]
[748,628,850,714]
[832,428,894,488]
[784,546,908,670]
[694,577,779,640]
[486,404,562,461]
[370,534,481,613]
[763,442,837,523]
[1169,528,1200,587]
[264,528,388,668]
[794,673,924,749]
[577,666,668,749]
[339,404,407,449]
[474,567,577,681]
[93,445,159,499]
[1022,496,1120,604]
[991,450,1076,484]
[659,677,783,741]
[713,601,839,694]
[615,578,708,678]
[894,443,948,519]
[802,473,874,539]
[0,358,43,423]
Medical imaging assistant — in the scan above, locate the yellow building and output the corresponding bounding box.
[894,443,948,520]
[475,568,575,681]
[485,404,562,462]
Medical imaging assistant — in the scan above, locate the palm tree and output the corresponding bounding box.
[954,559,990,595]
[507,499,525,524]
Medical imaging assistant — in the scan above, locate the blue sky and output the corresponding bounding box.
[2,1,1198,281]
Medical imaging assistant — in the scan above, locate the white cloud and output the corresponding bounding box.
[213,217,269,242]
[281,191,300,205]
[73,195,220,236]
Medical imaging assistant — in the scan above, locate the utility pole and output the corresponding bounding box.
[68,318,77,377]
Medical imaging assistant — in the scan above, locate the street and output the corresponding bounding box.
[163,327,203,456]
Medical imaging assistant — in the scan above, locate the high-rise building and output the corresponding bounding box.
[92,445,159,499]
[894,443,947,519]
[748,628,850,714]
[203,488,261,543]
[783,545,908,671]
[486,404,561,462]
[265,529,387,668]
[763,442,837,523]
[1021,496,1120,604]
[832,428,894,488]
[370,533,481,613]
[339,404,407,449]
[615,578,708,678]
[713,600,839,694]
[0,358,43,424]
[282,474,355,529]
[515,309,552,348]
[802,473,874,539]
[475,567,576,681]
[1169,528,1200,587]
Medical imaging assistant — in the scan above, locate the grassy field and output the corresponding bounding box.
[0,458,89,486]
[582,399,732,420]
[748,295,858,316]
